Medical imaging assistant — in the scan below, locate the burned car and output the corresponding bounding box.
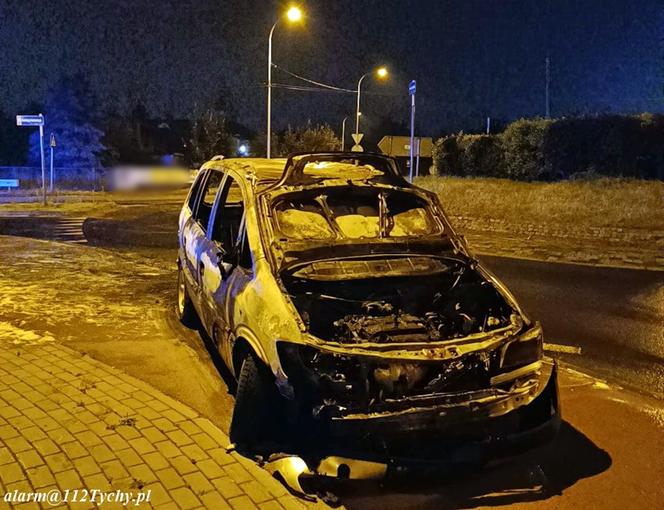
[177,152,559,471]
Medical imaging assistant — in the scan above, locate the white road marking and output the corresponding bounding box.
[543,342,582,354]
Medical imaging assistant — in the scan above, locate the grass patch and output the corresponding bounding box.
[416,176,664,230]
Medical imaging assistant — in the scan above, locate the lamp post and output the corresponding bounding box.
[355,67,387,136]
[340,116,347,151]
[267,6,302,159]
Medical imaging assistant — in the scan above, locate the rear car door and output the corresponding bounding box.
[179,169,207,282]
[180,169,224,315]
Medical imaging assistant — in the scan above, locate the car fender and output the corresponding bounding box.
[231,325,269,375]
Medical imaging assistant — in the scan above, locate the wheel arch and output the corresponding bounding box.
[231,335,269,379]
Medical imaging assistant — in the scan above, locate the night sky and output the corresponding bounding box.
[1,0,662,138]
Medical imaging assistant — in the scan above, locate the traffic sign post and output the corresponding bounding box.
[408,80,416,182]
[351,133,364,152]
[49,133,57,191]
[16,114,46,204]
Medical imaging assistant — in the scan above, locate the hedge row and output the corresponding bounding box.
[432,114,664,180]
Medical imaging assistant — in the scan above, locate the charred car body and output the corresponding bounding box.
[177,152,559,470]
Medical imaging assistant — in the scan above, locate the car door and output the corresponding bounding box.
[179,169,207,283]
[181,168,224,317]
[200,173,252,364]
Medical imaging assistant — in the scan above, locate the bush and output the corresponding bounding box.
[432,134,504,177]
[500,118,550,181]
[431,136,462,176]
[278,123,340,156]
[432,114,664,181]
[460,135,505,177]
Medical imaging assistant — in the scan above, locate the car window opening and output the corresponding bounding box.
[194,170,223,232]
[275,189,439,241]
[211,175,252,270]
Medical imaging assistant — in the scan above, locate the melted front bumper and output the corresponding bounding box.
[315,361,560,464]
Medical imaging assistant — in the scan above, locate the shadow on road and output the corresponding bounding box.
[331,421,611,510]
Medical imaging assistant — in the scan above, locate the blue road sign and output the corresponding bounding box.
[409,80,416,96]
[16,114,44,127]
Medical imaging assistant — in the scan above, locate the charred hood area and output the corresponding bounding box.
[285,257,516,345]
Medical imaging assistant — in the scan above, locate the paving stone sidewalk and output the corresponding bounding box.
[0,342,330,510]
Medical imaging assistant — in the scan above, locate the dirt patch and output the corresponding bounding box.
[84,211,179,248]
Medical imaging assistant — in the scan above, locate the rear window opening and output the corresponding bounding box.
[274,189,440,241]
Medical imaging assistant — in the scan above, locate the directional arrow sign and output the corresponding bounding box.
[377,136,392,155]
[376,135,434,157]
[16,114,44,127]
[351,133,364,144]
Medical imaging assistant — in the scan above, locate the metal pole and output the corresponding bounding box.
[39,114,45,205]
[341,117,347,151]
[49,143,54,192]
[355,74,367,135]
[267,22,278,159]
[415,138,421,178]
[545,56,550,119]
[408,93,415,182]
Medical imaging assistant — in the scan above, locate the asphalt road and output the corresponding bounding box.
[480,255,664,398]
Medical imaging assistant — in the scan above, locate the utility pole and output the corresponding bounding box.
[545,56,551,119]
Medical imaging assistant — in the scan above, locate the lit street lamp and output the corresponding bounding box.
[355,67,388,136]
[267,5,303,159]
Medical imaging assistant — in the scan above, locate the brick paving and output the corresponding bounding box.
[0,343,330,509]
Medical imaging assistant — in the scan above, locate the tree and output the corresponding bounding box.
[188,109,235,165]
[278,123,340,156]
[28,77,106,169]
[0,103,29,165]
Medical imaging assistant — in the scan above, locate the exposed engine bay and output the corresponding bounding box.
[278,256,539,415]
[286,256,515,344]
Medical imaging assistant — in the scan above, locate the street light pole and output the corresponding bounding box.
[355,74,368,136]
[266,6,302,159]
[267,21,277,159]
[341,116,347,151]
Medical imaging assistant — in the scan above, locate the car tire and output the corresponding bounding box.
[177,264,199,327]
[229,354,281,448]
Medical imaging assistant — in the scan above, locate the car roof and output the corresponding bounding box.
[201,153,408,191]
[203,158,287,189]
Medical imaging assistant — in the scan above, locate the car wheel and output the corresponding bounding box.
[229,354,281,448]
[177,264,198,327]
